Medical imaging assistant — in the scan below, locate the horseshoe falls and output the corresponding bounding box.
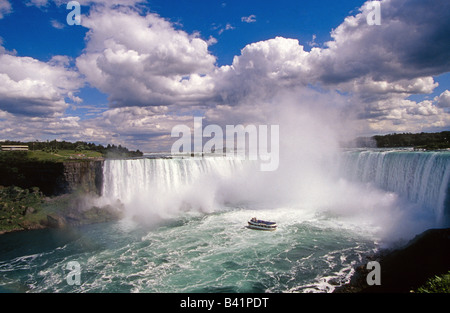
[340,149,450,228]
[0,150,449,293]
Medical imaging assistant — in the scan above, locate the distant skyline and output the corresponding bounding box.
[0,0,449,151]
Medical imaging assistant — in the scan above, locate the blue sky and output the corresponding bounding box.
[0,1,367,64]
[0,0,368,120]
[0,0,449,151]
[148,0,367,65]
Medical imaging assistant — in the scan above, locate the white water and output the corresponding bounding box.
[101,150,450,242]
[102,157,257,220]
[341,149,450,227]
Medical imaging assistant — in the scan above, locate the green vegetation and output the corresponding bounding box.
[1,139,143,160]
[28,149,103,162]
[0,151,42,189]
[0,185,124,234]
[415,271,450,293]
[350,131,450,150]
[0,185,46,233]
[373,131,450,150]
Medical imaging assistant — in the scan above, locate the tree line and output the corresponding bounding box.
[0,140,143,157]
[350,131,450,150]
[373,131,450,150]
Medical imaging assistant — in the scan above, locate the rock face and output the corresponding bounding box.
[45,204,124,229]
[62,161,104,195]
[335,228,450,293]
[0,160,104,196]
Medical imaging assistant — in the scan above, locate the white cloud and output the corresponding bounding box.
[213,37,311,106]
[0,0,11,19]
[241,15,256,23]
[307,34,318,48]
[76,6,217,108]
[407,100,439,116]
[314,0,450,84]
[296,0,450,133]
[0,48,83,116]
[2,0,450,149]
[435,90,450,108]
[26,0,48,7]
[50,0,143,7]
[218,23,235,35]
[50,19,65,29]
[72,0,450,145]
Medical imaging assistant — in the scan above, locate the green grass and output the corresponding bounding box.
[27,150,103,162]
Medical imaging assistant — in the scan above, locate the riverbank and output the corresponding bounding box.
[0,186,123,235]
[334,228,450,293]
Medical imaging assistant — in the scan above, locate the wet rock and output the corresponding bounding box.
[334,228,450,293]
[46,214,66,228]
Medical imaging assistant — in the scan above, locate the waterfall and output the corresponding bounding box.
[341,149,450,226]
[101,150,450,231]
[101,157,254,217]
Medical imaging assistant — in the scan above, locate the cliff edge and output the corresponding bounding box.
[0,157,104,196]
[335,228,450,293]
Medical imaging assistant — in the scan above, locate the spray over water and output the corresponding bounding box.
[101,89,449,244]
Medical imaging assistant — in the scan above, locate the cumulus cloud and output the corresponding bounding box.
[212,37,311,106]
[435,90,450,108]
[313,0,450,85]
[72,0,450,146]
[314,0,450,132]
[0,48,83,116]
[2,0,450,150]
[0,110,82,141]
[76,6,217,108]
[208,0,450,134]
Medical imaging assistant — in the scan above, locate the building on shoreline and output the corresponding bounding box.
[1,145,29,151]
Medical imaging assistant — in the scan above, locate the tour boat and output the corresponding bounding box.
[247,217,277,231]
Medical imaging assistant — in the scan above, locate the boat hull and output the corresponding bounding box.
[247,219,277,231]
[247,224,277,231]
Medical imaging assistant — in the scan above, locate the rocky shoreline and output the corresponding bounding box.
[0,187,124,235]
[334,228,450,293]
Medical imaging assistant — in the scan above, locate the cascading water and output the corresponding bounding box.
[340,149,450,227]
[100,150,450,233]
[102,150,450,227]
[101,157,257,220]
[103,157,248,202]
